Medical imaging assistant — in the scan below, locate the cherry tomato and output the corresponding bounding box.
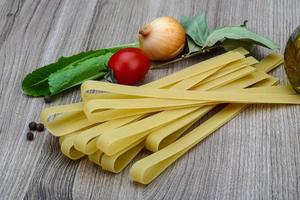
[108,47,150,85]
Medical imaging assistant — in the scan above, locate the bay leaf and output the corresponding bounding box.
[180,13,210,52]
[203,26,279,50]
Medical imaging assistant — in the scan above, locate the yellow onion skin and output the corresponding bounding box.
[139,16,186,61]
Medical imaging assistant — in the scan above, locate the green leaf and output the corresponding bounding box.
[221,39,254,51]
[186,36,201,53]
[22,43,137,97]
[180,13,210,52]
[203,26,279,50]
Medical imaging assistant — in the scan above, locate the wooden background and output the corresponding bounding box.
[0,0,300,199]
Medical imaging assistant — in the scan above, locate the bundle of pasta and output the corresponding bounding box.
[40,48,297,184]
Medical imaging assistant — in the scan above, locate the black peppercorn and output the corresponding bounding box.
[27,132,34,141]
[44,96,52,103]
[28,121,37,131]
[36,123,45,132]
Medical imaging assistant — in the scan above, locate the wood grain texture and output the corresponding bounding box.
[0,0,300,199]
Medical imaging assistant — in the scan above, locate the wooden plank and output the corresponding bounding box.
[0,0,299,199]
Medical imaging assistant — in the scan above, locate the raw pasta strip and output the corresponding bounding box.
[144,78,286,152]
[85,108,165,123]
[84,67,254,120]
[102,78,280,172]
[150,54,284,151]
[144,74,277,152]
[88,140,142,168]
[192,57,257,86]
[96,54,283,156]
[99,116,200,173]
[170,66,224,90]
[216,71,270,91]
[101,139,145,173]
[97,72,261,154]
[81,80,300,105]
[58,120,112,159]
[156,118,199,149]
[77,60,251,154]
[85,54,248,122]
[59,115,143,159]
[254,52,284,72]
[129,78,279,184]
[95,69,266,156]
[88,150,104,166]
[59,52,278,162]
[81,61,254,102]
[88,89,261,171]
[85,98,208,110]
[84,67,254,111]
[97,107,210,156]
[40,102,83,122]
[143,55,283,151]
[73,115,142,155]
[130,55,282,184]
[104,80,281,171]
[231,46,250,55]
[77,60,254,155]
[229,85,295,94]
[84,65,253,122]
[82,50,246,100]
[88,138,145,172]
[145,108,207,152]
[59,132,85,160]
[192,67,256,90]
[89,117,197,169]
[88,54,278,171]
[83,58,252,121]
[172,56,257,90]
[89,73,268,167]
[40,103,97,137]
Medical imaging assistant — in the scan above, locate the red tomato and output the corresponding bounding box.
[108,47,151,85]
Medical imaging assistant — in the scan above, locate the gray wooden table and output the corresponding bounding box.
[1,0,300,199]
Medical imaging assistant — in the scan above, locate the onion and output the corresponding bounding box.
[139,16,186,61]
